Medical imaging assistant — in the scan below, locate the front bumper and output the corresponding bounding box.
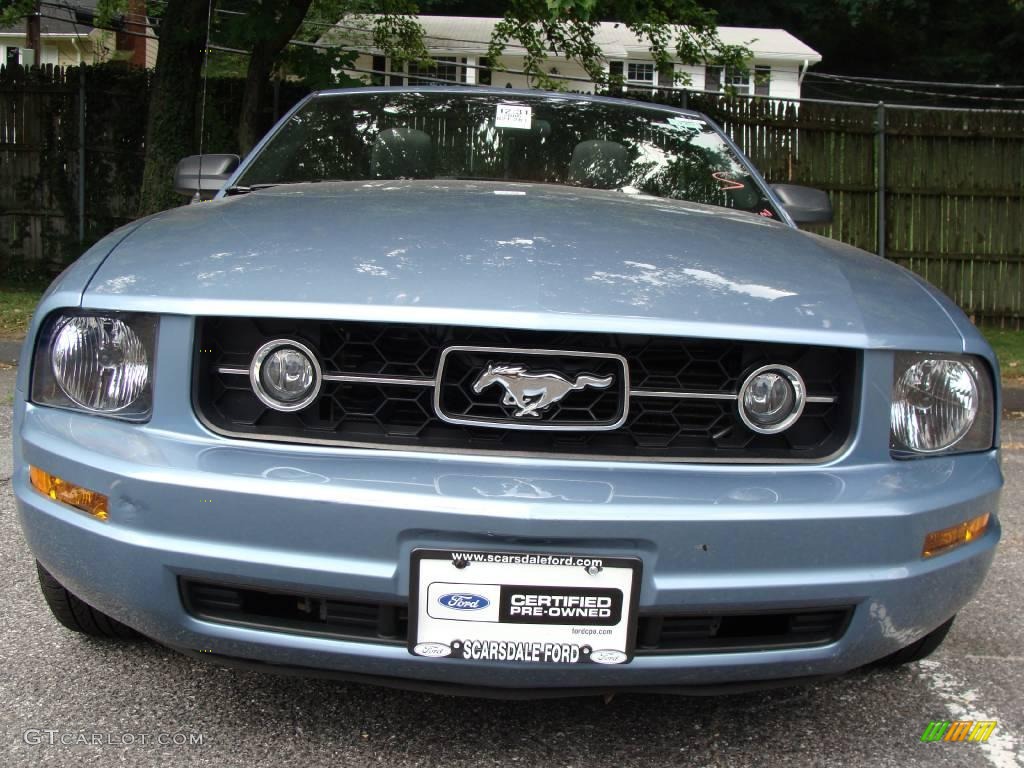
[14,391,1002,694]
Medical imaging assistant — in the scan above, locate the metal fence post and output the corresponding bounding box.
[78,64,85,243]
[876,101,886,259]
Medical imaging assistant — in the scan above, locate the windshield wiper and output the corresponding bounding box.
[222,183,281,196]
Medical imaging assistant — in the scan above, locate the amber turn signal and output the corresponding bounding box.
[29,466,109,521]
[922,513,990,558]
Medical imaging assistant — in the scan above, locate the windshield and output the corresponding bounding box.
[237,90,780,218]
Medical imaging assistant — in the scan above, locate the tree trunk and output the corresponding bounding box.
[237,0,312,157]
[138,0,209,216]
[237,47,274,157]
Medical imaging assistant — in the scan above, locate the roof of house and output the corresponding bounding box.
[0,0,98,37]
[325,15,821,64]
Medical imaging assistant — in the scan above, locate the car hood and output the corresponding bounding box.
[83,180,962,350]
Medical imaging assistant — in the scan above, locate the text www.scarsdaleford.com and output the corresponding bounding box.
[450,552,604,568]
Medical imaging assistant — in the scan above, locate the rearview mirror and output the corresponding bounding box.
[771,184,833,225]
[173,154,240,200]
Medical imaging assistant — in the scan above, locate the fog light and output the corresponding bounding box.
[922,513,990,558]
[249,339,321,412]
[29,466,108,520]
[738,364,806,434]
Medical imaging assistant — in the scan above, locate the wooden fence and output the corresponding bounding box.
[0,64,307,274]
[2,64,1024,324]
[0,65,84,273]
[681,93,1024,325]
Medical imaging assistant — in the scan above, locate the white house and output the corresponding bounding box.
[323,15,822,100]
[0,0,156,69]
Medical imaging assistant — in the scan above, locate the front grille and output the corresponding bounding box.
[194,317,857,461]
[180,579,852,654]
[181,580,408,644]
[635,610,852,654]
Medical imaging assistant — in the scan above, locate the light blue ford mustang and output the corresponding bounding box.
[14,88,1002,697]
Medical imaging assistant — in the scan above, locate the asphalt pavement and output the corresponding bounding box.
[0,363,1021,768]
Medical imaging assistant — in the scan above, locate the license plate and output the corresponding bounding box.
[409,549,641,665]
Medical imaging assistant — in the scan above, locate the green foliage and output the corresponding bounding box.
[0,64,151,277]
[198,76,312,153]
[309,2,436,71]
[217,0,311,52]
[0,62,317,275]
[0,0,33,27]
[1,0,135,27]
[487,0,751,90]
[7,0,753,217]
[205,51,249,78]
[370,11,431,65]
[982,328,1024,381]
[94,0,129,24]
[279,45,361,89]
[0,278,45,338]
[213,0,430,75]
[705,0,1024,87]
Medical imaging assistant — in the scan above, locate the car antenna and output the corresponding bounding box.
[194,0,215,204]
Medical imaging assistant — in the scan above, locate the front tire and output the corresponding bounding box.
[36,562,140,639]
[877,616,955,667]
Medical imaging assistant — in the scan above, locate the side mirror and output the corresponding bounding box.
[771,184,833,225]
[173,154,240,200]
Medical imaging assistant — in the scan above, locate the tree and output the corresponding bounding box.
[236,0,315,155]
[138,0,210,215]
[216,0,430,155]
[219,0,752,160]
[1,0,209,214]
[487,0,749,90]
[2,0,751,212]
[705,0,1024,89]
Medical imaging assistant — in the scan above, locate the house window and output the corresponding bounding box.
[704,65,722,92]
[726,66,750,90]
[436,57,458,82]
[407,56,458,85]
[478,57,492,85]
[6,47,20,67]
[377,56,405,86]
[371,54,386,86]
[626,62,655,83]
[754,65,771,96]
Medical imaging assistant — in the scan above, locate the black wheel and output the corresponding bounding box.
[36,561,140,639]
[877,616,955,667]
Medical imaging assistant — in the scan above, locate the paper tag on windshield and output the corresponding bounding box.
[495,103,532,129]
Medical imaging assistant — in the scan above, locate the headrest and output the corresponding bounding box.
[567,140,629,189]
[371,128,433,179]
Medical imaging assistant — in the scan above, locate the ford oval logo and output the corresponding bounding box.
[590,649,628,665]
[413,642,452,658]
[438,592,490,611]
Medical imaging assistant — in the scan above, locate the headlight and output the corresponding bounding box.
[890,353,995,456]
[31,312,158,421]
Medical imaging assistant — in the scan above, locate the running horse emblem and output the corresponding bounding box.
[471,363,614,419]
